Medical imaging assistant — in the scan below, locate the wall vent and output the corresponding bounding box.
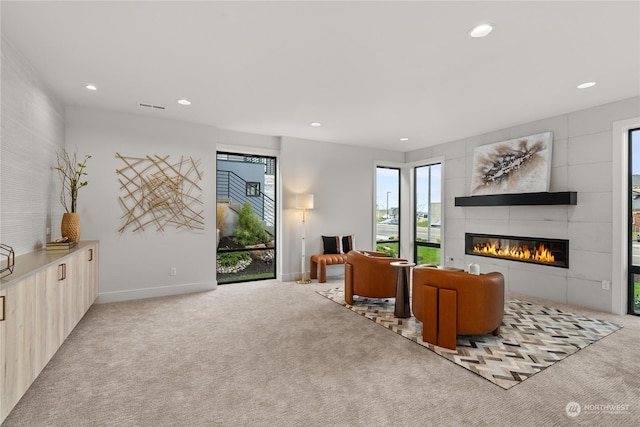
[138,103,166,110]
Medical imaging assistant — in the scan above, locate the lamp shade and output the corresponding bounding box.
[295,193,314,210]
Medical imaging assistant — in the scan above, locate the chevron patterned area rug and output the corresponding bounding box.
[317,288,621,389]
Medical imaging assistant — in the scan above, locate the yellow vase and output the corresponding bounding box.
[61,212,81,243]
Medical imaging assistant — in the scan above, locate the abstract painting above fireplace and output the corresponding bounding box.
[470,132,553,196]
[465,233,569,268]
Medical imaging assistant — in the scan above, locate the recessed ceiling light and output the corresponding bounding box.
[85,84,97,91]
[177,99,191,105]
[469,24,493,38]
[400,137,409,142]
[310,122,322,127]
[577,82,596,89]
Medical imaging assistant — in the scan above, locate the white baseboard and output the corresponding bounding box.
[97,282,217,303]
[281,272,299,282]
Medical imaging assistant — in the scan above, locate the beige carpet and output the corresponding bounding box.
[3,279,640,427]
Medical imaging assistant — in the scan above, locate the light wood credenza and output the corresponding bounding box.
[0,241,99,423]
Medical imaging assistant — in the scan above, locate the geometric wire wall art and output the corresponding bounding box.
[470,131,553,196]
[115,153,204,233]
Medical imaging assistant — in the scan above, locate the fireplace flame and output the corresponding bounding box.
[472,241,555,263]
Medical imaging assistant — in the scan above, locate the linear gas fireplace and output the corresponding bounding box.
[465,233,569,268]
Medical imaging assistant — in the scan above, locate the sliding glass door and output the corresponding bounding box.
[629,128,640,314]
[216,152,276,284]
[414,163,441,265]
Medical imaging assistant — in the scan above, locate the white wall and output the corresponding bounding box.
[280,136,403,281]
[407,96,640,313]
[65,111,402,296]
[65,107,279,302]
[0,36,65,255]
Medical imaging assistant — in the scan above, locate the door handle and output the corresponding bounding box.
[58,263,66,281]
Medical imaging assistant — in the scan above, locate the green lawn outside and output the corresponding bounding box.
[375,242,440,265]
[376,242,399,258]
[635,282,640,313]
[417,246,440,265]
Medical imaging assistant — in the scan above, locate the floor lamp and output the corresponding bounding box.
[295,193,314,284]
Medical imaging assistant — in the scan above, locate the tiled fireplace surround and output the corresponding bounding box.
[403,100,639,314]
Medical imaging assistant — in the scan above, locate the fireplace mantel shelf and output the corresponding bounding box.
[455,191,577,207]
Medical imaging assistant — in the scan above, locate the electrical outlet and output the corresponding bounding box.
[601,280,610,291]
[170,267,177,276]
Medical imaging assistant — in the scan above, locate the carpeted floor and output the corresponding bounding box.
[317,287,621,389]
[2,279,639,426]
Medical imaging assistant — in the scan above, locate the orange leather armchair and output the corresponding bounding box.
[412,266,504,350]
[344,250,407,304]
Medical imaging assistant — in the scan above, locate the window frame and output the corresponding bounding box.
[374,165,401,258]
[628,127,640,315]
[413,162,443,266]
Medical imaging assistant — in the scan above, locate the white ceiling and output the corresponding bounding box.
[2,1,639,152]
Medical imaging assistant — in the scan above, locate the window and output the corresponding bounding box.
[629,128,640,314]
[246,182,260,197]
[216,152,276,284]
[375,166,400,257]
[414,163,441,265]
